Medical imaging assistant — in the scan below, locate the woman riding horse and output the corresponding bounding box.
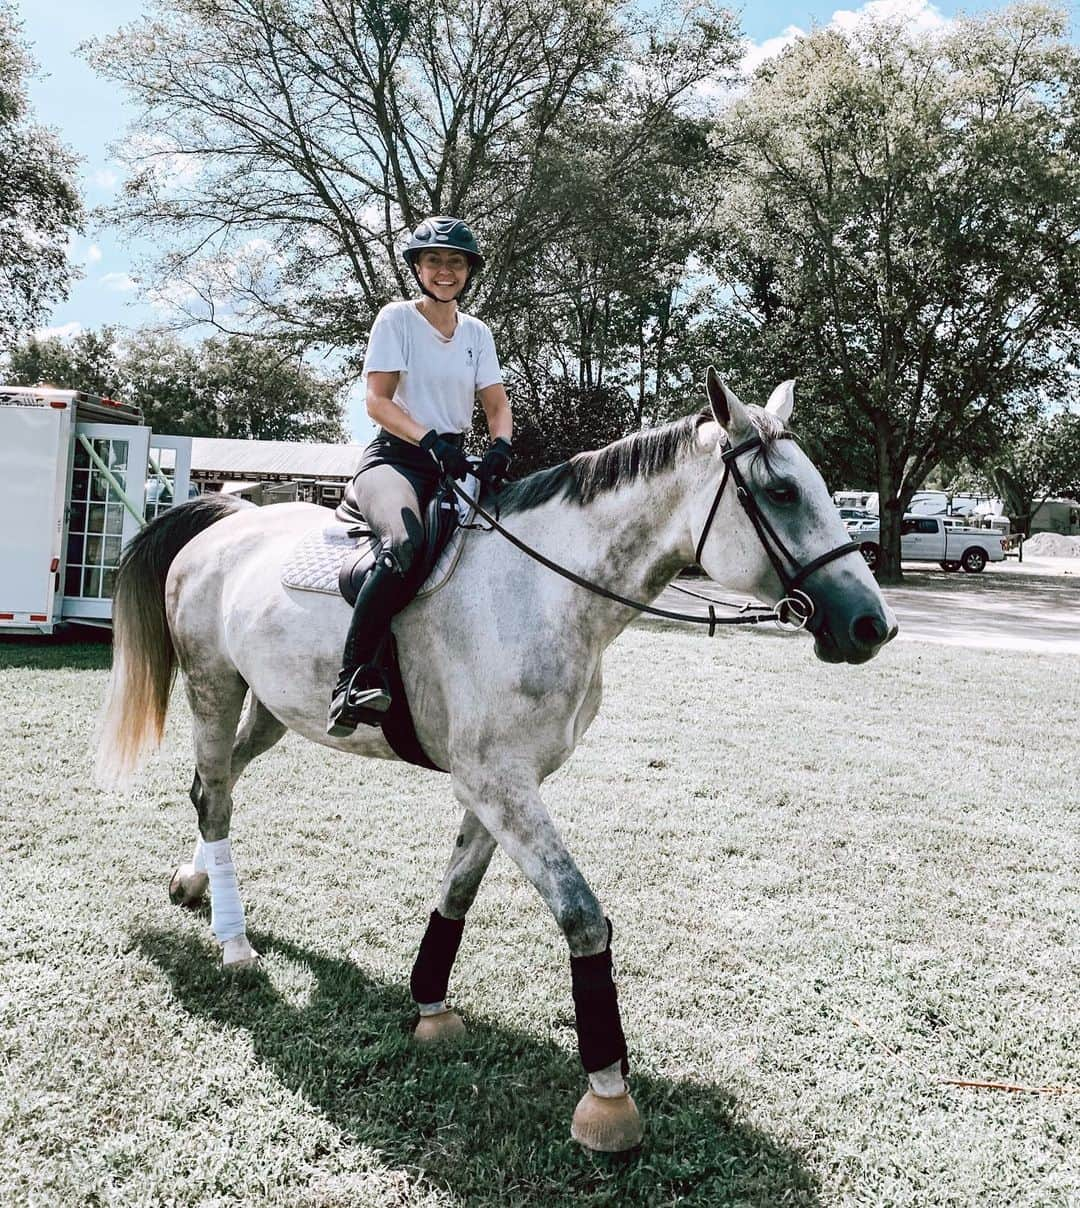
[327,217,514,735]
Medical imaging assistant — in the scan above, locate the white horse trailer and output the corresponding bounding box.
[0,386,192,635]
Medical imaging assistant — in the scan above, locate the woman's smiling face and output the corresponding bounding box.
[417,249,470,300]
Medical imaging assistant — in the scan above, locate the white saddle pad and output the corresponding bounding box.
[281,474,482,601]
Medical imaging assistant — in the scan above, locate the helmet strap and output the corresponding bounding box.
[409,264,473,305]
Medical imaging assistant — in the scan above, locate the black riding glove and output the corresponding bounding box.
[477,437,514,490]
[419,429,471,480]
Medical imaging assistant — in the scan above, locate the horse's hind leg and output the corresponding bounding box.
[170,698,286,911]
[178,665,259,968]
[410,810,496,1043]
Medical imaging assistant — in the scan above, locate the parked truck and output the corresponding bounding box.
[855,515,1007,573]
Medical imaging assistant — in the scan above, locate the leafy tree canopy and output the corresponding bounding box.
[84,0,738,399]
[710,3,1080,579]
[959,407,1080,532]
[471,372,639,479]
[6,327,347,441]
[0,2,82,347]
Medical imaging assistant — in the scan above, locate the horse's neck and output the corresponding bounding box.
[509,459,703,641]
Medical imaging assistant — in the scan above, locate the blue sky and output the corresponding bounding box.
[18,0,996,438]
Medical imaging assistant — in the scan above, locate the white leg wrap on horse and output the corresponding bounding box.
[191,836,207,874]
[588,1060,628,1098]
[203,838,246,944]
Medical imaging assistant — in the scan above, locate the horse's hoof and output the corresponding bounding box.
[570,1089,644,1153]
[222,936,260,969]
[169,863,208,909]
[413,1009,466,1045]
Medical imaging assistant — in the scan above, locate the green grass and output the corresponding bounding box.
[1,624,1077,1206]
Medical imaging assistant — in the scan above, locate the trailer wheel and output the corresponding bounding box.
[961,548,987,573]
[860,542,880,572]
[940,560,962,572]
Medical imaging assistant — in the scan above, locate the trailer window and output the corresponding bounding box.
[65,437,132,601]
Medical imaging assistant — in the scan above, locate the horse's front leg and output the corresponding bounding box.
[451,767,644,1153]
[410,809,496,1043]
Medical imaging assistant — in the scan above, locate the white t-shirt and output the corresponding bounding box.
[362,300,502,434]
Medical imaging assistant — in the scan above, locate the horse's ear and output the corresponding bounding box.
[706,367,752,437]
[764,379,795,425]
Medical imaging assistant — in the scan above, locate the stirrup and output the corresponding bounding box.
[327,666,391,737]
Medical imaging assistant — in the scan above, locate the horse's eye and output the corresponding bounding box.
[766,484,797,505]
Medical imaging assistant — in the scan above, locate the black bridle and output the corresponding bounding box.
[447,431,861,635]
[693,433,864,631]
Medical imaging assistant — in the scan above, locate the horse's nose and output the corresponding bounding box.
[850,612,895,650]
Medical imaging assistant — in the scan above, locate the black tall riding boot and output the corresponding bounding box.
[327,552,409,737]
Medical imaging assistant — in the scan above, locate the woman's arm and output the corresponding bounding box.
[478,382,512,442]
[366,371,428,444]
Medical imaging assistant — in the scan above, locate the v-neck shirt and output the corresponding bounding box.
[362,299,502,434]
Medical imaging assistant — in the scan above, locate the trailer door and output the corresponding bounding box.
[0,401,69,631]
[145,435,194,521]
[62,422,150,622]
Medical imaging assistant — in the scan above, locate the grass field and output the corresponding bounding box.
[1,623,1077,1206]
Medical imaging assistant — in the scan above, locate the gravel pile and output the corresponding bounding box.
[1023,531,1080,556]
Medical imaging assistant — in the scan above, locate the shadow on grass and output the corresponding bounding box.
[0,628,112,671]
[137,927,822,1207]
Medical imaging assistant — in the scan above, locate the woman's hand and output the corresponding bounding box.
[419,430,471,480]
[477,437,514,490]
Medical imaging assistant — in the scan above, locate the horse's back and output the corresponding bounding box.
[167,500,346,667]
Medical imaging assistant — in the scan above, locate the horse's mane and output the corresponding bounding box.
[497,406,786,516]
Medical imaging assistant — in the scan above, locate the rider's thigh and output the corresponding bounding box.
[350,463,427,574]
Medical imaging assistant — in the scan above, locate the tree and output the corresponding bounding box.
[0,1,82,347]
[186,336,347,441]
[472,371,638,477]
[84,0,738,388]
[711,4,1080,580]
[970,409,1080,533]
[5,326,347,441]
[7,327,122,396]
[496,17,738,421]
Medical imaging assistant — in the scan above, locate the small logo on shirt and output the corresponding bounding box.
[466,347,474,364]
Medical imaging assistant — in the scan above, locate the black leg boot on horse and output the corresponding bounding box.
[327,549,410,736]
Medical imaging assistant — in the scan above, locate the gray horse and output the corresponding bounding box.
[97,372,895,1151]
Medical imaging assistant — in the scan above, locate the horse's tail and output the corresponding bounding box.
[96,494,253,788]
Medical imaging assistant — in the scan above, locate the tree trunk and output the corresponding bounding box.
[874,430,905,584]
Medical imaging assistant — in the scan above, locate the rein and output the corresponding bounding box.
[447,431,861,635]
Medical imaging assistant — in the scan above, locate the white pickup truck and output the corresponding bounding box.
[855,515,1007,573]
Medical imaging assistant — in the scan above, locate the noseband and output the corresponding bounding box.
[694,433,864,631]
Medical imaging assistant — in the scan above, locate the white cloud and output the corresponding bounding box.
[93,168,120,191]
[100,272,138,292]
[830,0,947,34]
[124,134,202,189]
[740,0,949,77]
[741,26,807,77]
[85,244,102,264]
[35,322,83,341]
[146,280,201,314]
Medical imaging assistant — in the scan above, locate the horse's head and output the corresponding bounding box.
[693,368,896,664]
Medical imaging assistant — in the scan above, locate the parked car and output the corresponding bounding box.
[846,516,879,534]
[854,515,1007,573]
[837,508,878,532]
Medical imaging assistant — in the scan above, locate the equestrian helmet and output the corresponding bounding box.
[403,217,484,301]
[402,216,485,271]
